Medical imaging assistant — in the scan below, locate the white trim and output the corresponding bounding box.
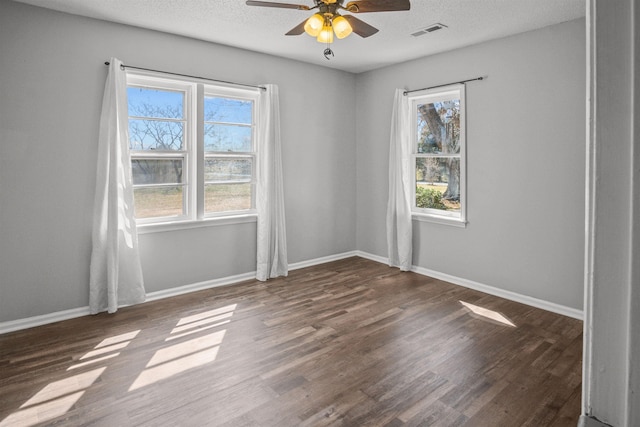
[0,307,91,335]
[127,72,259,227]
[410,264,583,320]
[137,213,257,234]
[322,251,584,320]
[578,415,611,427]
[145,271,257,302]
[0,251,582,335]
[288,251,360,271]
[357,251,583,320]
[412,213,467,228]
[354,250,389,264]
[0,252,359,335]
[583,0,597,415]
[409,83,467,225]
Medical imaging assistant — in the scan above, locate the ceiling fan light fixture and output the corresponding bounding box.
[304,13,324,37]
[332,15,352,39]
[317,23,334,43]
[246,0,412,58]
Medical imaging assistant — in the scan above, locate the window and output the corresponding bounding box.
[127,72,259,226]
[409,84,466,226]
[203,94,254,214]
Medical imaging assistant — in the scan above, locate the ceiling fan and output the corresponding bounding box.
[246,0,410,59]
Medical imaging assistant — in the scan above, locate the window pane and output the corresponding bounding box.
[204,124,252,152]
[132,159,183,185]
[128,87,184,119]
[205,183,251,213]
[133,186,184,219]
[129,119,184,151]
[204,97,252,124]
[415,157,461,212]
[205,158,252,182]
[416,99,461,154]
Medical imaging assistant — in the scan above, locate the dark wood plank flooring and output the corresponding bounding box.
[0,257,582,426]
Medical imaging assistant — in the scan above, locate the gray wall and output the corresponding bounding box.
[0,0,356,322]
[0,0,586,324]
[355,19,586,310]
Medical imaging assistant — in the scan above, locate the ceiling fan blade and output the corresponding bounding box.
[345,0,410,13]
[285,19,307,35]
[342,15,379,38]
[246,1,311,10]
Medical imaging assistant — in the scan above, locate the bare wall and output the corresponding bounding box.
[0,0,356,322]
[355,19,586,310]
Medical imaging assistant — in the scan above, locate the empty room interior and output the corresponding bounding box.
[0,0,638,426]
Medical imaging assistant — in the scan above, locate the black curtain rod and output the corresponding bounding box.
[104,61,266,91]
[403,76,485,95]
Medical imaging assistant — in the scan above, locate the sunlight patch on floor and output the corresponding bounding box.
[0,368,105,427]
[95,330,141,348]
[167,304,237,340]
[1,305,237,426]
[459,301,516,327]
[1,330,140,426]
[168,315,232,340]
[67,329,140,370]
[128,304,236,391]
[128,340,223,391]
[79,341,130,360]
[149,330,226,368]
[67,353,120,371]
[175,304,237,327]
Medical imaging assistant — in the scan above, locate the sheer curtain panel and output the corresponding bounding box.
[386,89,413,271]
[256,84,288,281]
[89,58,145,314]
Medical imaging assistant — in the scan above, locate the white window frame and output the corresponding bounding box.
[127,75,195,225]
[202,86,258,220]
[409,84,467,227]
[126,71,260,231]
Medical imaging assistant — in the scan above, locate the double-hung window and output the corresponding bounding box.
[409,84,466,226]
[203,92,255,214]
[126,72,259,227]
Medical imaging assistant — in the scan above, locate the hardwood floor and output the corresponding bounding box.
[0,257,583,426]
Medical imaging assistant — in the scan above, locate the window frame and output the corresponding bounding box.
[127,75,194,224]
[408,83,467,227]
[202,86,258,219]
[126,71,260,230]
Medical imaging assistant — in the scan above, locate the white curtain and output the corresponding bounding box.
[89,58,145,314]
[256,84,288,281]
[386,88,413,271]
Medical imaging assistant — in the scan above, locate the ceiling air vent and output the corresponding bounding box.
[411,23,448,37]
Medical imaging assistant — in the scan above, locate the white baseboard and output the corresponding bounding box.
[353,250,389,265]
[0,272,259,335]
[578,415,612,427]
[0,306,92,335]
[411,264,583,320]
[145,271,257,303]
[356,251,583,320]
[0,252,361,335]
[0,250,582,335]
[288,251,360,271]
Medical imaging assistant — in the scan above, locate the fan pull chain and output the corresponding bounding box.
[324,46,334,60]
[323,17,334,60]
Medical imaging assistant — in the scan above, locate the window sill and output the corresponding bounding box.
[412,213,467,228]
[137,214,258,234]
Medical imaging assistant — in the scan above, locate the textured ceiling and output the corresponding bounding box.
[11,0,585,73]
